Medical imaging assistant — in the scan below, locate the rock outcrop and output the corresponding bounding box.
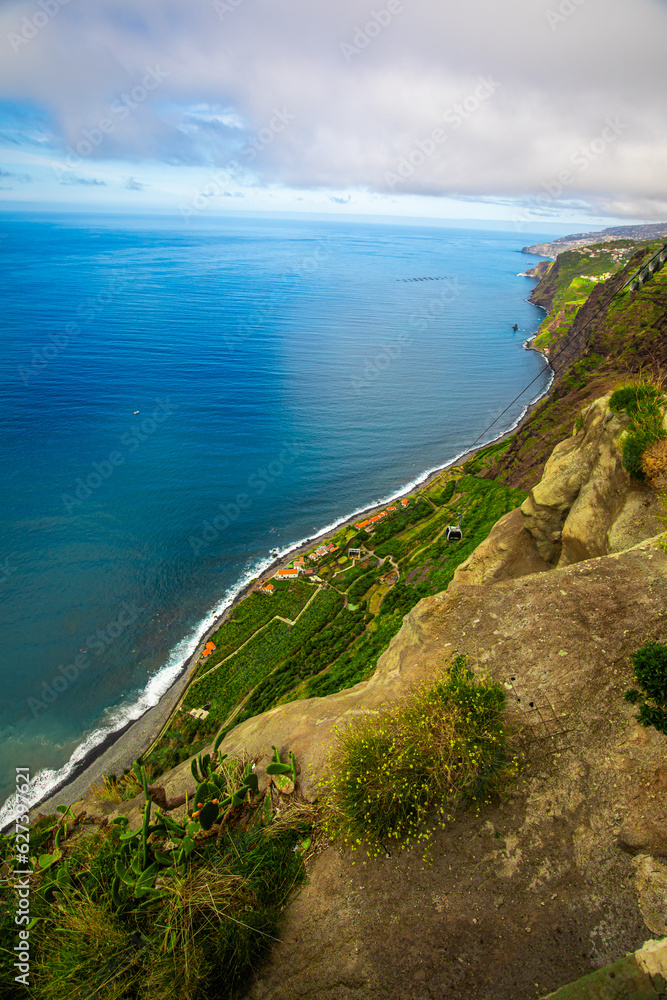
[632,856,667,937]
[69,391,667,1000]
[240,532,667,1000]
[451,394,662,590]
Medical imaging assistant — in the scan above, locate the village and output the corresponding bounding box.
[256,497,410,593]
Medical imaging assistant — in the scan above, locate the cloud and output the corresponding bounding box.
[58,174,106,185]
[124,176,145,190]
[0,0,666,217]
[329,194,351,204]
[0,168,31,182]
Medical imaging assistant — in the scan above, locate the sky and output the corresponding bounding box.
[0,0,666,227]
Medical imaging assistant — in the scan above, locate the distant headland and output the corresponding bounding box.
[522,221,667,259]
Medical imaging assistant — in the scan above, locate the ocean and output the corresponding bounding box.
[0,212,553,821]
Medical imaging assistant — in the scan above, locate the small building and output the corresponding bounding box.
[189,707,209,720]
[400,498,409,507]
[349,548,361,557]
[275,568,300,579]
[259,582,275,594]
[328,544,339,553]
[293,557,305,567]
[355,519,371,530]
[387,506,397,512]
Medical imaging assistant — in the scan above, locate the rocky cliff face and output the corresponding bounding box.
[77,393,667,1000]
[237,394,667,999]
[452,394,662,589]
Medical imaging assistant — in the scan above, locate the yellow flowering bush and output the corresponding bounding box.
[320,656,517,855]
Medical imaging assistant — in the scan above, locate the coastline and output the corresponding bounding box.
[30,350,553,821]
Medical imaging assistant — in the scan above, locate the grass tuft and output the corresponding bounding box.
[609,382,666,480]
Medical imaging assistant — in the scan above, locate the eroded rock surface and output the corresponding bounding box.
[451,394,662,590]
[240,535,667,1000]
[632,856,667,937]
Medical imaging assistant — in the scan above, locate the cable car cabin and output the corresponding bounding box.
[446,513,463,542]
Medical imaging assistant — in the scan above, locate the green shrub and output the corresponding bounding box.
[624,641,667,734]
[609,383,666,480]
[609,383,663,415]
[320,656,515,855]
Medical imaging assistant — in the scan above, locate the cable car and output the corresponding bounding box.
[446,513,463,542]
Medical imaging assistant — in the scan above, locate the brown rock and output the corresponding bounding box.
[632,855,667,935]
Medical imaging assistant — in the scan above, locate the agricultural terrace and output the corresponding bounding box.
[141,473,526,777]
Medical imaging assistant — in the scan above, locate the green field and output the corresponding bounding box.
[142,473,526,776]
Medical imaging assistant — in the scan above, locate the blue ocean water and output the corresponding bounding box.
[0,213,553,818]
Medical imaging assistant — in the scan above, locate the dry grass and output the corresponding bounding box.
[89,772,141,803]
[642,438,667,487]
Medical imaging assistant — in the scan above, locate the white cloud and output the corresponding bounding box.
[0,0,666,218]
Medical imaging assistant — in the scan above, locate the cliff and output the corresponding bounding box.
[471,239,667,490]
[69,386,666,1000]
[20,254,667,1000]
[233,389,666,1000]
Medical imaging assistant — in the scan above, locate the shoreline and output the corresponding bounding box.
[29,355,552,821]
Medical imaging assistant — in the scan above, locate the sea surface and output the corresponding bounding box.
[0,212,554,820]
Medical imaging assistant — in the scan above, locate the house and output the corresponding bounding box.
[400,498,409,507]
[275,568,299,579]
[349,548,361,557]
[387,506,397,512]
[259,582,275,594]
[303,568,314,576]
[355,519,371,530]
[293,557,305,567]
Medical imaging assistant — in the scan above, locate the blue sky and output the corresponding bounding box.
[1,0,666,226]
